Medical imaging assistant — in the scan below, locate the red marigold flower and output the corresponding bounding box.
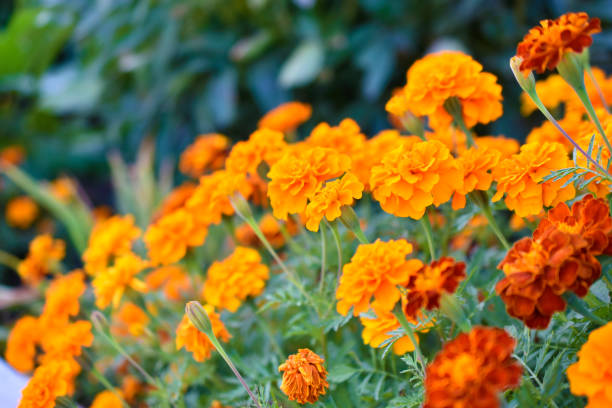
[404,257,466,320]
[424,326,521,408]
[517,12,601,74]
[278,348,329,404]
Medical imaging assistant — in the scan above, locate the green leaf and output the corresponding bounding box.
[278,40,324,88]
[327,364,359,383]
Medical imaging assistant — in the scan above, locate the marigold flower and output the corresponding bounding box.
[145,208,208,266]
[476,136,520,159]
[18,234,65,286]
[370,140,462,219]
[179,134,229,178]
[40,320,93,361]
[0,145,25,165]
[112,302,150,337]
[516,12,601,74]
[566,67,612,113]
[525,111,590,152]
[6,196,38,229]
[567,321,612,408]
[424,327,521,408]
[278,348,329,404]
[202,246,269,312]
[82,214,141,276]
[146,265,191,301]
[305,118,367,159]
[120,376,142,403]
[226,128,288,177]
[574,111,612,197]
[305,172,364,232]
[492,142,576,217]
[153,182,196,221]
[452,147,501,210]
[267,147,350,220]
[18,360,71,408]
[39,270,86,327]
[176,305,231,362]
[90,390,124,408]
[258,101,312,133]
[404,257,466,320]
[236,213,295,248]
[5,315,39,373]
[336,239,423,316]
[388,51,503,129]
[92,252,148,309]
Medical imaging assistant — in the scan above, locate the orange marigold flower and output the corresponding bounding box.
[121,376,142,403]
[305,118,367,159]
[404,257,466,320]
[179,134,229,178]
[267,147,350,220]
[226,128,288,177]
[5,315,39,373]
[145,208,208,266]
[175,305,231,362]
[92,252,148,309]
[336,239,423,316]
[526,112,590,153]
[153,182,196,221]
[6,196,38,229]
[82,214,141,276]
[388,51,502,129]
[492,142,576,217]
[40,320,93,361]
[305,172,364,232]
[360,306,433,355]
[258,102,312,133]
[574,111,612,197]
[18,360,71,408]
[452,147,501,210]
[424,326,521,408]
[146,265,191,301]
[370,140,462,219]
[18,234,65,286]
[112,302,150,337]
[90,390,124,408]
[39,270,86,327]
[476,136,520,159]
[516,12,601,74]
[202,247,269,312]
[567,321,612,408]
[567,67,612,113]
[278,348,329,404]
[0,145,25,165]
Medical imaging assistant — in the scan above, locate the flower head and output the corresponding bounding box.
[424,327,521,408]
[153,182,196,221]
[18,235,65,286]
[370,140,462,219]
[112,302,150,337]
[5,316,39,373]
[567,321,612,408]
[91,390,124,408]
[179,134,229,178]
[6,196,38,229]
[404,257,466,320]
[492,142,576,217]
[40,320,93,361]
[40,270,86,327]
[258,102,312,133]
[336,239,423,316]
[18,361,71,408]
[517,12,601,74]
[305,118,366,159]
[92,252,148,309]
[202,247,269,312]
[146,265,191,301]
[278,348,329,404]
[176,305,231,362]
[226,128,287,177]
[452,147,501,210]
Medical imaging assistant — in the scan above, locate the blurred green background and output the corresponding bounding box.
[0,0,611,267]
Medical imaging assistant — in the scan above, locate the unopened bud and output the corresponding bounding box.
[185,301,214,338]
[91,311,109,333]
[509,56,535,93]
[230,193,254,221]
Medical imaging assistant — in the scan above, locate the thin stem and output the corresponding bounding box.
[574,84,612,153]
[319,226,327,293]
[0,249,20,270]
[443,97,476,148]
[419,213,436,261]
[393,307,425,373]
[470,192,511,250]
[586,64,610,113]
[513,354,561,408]
[327,221,343,292]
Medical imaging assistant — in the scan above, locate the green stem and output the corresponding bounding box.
[319,225,327,293]
[89,366,130,408]
[470,192,511,250]
[586,64,610,113]
[574,85,612,153]
[393,306,425,371]
[443,97,476,148]
[419,213,436,261]
[327,221,343,293]
[563,292,607,326]
[0,249,20,270]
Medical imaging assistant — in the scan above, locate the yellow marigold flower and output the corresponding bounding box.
[144,208,208,266]
[258,101,312,133]
[92,252,148,309]
[267,147,350,220]
[202,246,269,312]
[305,172,364,232]
[48,177,75,203]
[40,270,86,327]
[492,141,576,217]
[112,302,150,337]
[18,360,71,408]
[389,51,502,129]
[567,321,612,408]
[5,315,39,373]
[175,305,231,362]
[305,118,367,158]
[226,128,288,177]
[6,196,38,229]
[370,140,462,219]
[186,170,252,226]
[179,133,229,178]
[153,182,196,221]
[146,265,191,301]
[360,306,432,355]
[526,111,591,152]
[40,320,93,361]
[516,12,600,74]
[82,214,141,276]
[18,234,65,286]
[90,390,124,408]
[0,145,25,165]
[278,348,329,404]
[336,239,423,316]
[452,147,501,210]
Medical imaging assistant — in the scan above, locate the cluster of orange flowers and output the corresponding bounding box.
[18,234,65,286]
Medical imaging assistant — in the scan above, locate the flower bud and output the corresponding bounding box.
[509,56,535,93]
[185,301,214,338]
[91,311,109,333]
[229,193,254,222]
